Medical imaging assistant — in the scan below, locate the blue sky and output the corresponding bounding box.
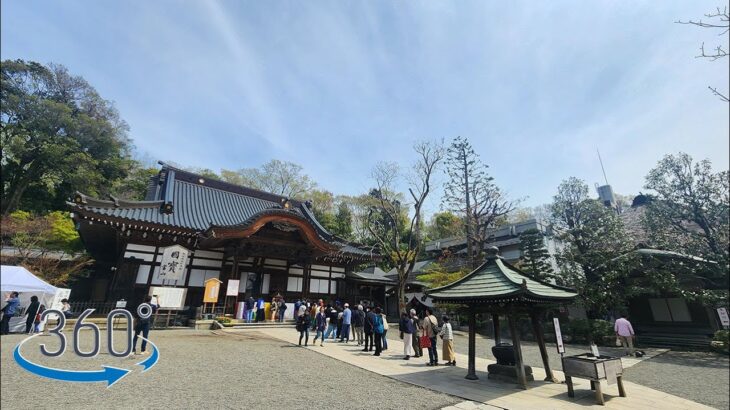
[2,0,728,216]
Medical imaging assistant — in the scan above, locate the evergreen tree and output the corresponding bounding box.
[550,177,633,316]
[333,202,353,239]
[2,60,135,215]
[443,136,516,268]
[518,228,555,281]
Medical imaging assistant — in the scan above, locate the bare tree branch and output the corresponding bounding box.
[361,140,445,312]
[677,6,729,103]
[709,86,730,102]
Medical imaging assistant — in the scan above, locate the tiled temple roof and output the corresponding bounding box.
[68,164,373,260]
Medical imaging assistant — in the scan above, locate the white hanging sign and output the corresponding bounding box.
[159,245,190,282]
[553,317,565,354]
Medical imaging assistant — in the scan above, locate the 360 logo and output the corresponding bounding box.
[13,304,160,387]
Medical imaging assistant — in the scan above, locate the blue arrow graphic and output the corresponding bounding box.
[13,334,132,388]
[134,336,159,372]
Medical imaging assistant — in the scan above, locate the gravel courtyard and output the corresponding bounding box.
[1,330,460,410]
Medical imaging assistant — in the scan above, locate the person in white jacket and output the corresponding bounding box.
[439,315,455,366]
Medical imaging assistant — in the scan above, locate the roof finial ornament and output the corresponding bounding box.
[485,246,500,259]
[521,278,527,289]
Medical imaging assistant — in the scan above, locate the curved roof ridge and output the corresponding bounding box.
[497,258,577,292]
[70,192,164,209]
[159,162,299,206]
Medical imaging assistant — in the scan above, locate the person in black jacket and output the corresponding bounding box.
[363,307,375,352]
[296,310,310,346]
[323,305,338,341]
[352,305,365,346]
[24,296,42,334]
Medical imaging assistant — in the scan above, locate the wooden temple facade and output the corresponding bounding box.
[67,164,377,311]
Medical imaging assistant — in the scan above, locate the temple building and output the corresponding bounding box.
[67,164,377,313]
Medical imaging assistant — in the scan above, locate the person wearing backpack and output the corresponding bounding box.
[373,307,385,356]
[296,310,310,346]
[421,308,439,366]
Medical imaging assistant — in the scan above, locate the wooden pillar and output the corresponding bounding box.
[231,252,241,316]
[530,311,557,382]
[466,307,478,380]
[508,312,528,389]
[492,313,501,345]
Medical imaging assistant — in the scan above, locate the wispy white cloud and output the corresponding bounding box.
[1,0,726,211]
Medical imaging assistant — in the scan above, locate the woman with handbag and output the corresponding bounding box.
[439,315,455,366]
[421,308,439,366]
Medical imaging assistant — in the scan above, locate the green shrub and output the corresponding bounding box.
[713,330,729,344]
[591,320,614,345]
[565,319,614,345]
[215,317,231,324]
[567,319,591,343]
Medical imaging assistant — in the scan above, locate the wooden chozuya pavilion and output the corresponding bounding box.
[67,163,377,312]
[427,246,578,389]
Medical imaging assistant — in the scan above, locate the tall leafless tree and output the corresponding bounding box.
[364,141,445,313]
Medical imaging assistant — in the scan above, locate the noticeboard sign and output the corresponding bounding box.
[203,278,222,303]
[226,280,240,297]
[159,245,190,282]
[149,286,188,310]
[553,317,565,354]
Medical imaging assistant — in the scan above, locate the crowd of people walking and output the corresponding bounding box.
[290,299,456,366]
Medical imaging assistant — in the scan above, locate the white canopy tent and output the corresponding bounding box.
[1,265,62,333]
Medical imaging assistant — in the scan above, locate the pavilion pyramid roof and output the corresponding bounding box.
[426,247,577,304]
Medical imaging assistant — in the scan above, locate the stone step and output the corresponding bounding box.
[224,322,296,329]
[638,333,712,349]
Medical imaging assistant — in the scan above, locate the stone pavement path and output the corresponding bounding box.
[230,327,713,410]
[443,400,502,410]
[448,330,669,371]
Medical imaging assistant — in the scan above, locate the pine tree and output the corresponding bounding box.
[333,202,353,239]
[518,228,555,281]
